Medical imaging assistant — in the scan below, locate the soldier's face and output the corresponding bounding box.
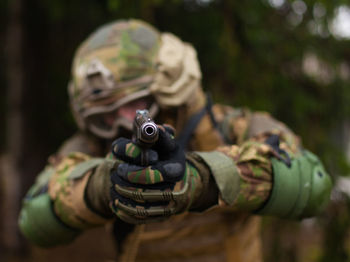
[103,98,149,128]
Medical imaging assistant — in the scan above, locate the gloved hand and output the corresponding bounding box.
[110,126,203,224]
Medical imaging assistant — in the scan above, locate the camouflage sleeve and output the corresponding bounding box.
[193,105,302,212]
[214,133,298,212]
[47,152,114,229]
[23,132,100,201]
[18,133,115,246]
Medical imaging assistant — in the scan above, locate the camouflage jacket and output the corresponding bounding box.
[19,104,330,262]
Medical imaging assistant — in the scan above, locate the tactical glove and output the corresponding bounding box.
[110,126,205,224]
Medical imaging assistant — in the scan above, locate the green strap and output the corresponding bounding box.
[18,193,80,247]
[195,151,240,205]
[69,158,105,179]
[27,167,55,197]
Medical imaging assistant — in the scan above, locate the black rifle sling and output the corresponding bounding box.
[176,93,219,150]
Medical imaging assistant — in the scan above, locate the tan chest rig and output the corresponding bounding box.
[119,92,263,262]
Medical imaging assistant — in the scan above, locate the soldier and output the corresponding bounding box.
[18,19,332,262]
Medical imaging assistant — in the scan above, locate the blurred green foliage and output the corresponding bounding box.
[5,0,348,174]
[315,191,350,262]
[2,0,350,261]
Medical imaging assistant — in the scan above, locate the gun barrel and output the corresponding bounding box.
[134,110,159,147]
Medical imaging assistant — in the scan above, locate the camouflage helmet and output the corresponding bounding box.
[68,19,161,138]
[68,19,204,139]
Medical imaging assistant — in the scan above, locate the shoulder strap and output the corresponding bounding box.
[176,93,219,150]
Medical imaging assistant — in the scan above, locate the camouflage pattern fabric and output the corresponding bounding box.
[211,107,301,211]
[20,94,324,262]
[70,19,161,106]
[212,104,252,146]
[48,152,111,229]
[36,104,302,230]
[118,105,309,262]
[215,141,274,211]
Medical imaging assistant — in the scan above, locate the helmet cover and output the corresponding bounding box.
[68,19,161,138]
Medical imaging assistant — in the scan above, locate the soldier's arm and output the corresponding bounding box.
[18,133,116,247]
[188,106,332,218]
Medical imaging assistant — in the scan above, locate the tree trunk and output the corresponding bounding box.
[1,0,25,258]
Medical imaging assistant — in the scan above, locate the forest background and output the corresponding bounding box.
[1,0,350,261]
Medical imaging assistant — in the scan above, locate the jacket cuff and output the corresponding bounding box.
[192,151,240,205]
